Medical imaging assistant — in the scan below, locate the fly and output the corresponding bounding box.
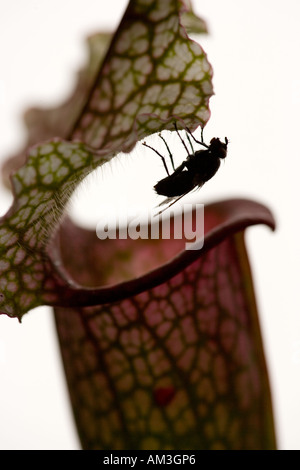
[143,123,228,215]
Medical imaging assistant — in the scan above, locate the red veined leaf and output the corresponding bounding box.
[71,0,212,148]
[53,198,276,450]
[0,0,212,320]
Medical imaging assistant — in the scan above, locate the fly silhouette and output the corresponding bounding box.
[143,123,228,215]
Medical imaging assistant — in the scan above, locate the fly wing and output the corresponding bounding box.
[155,193,188,216]
[154,185,201,216]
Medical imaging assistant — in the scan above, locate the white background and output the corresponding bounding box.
[0,0,299,450]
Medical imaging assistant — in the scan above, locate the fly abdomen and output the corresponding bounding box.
[154,171,195,197]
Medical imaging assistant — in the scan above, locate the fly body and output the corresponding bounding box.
[143,123,228,214]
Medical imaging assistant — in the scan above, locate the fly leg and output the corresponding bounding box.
[185,132,195,154]
[159,133,175,171]
[186,126,209,149]
[142,141,170,176]
[173,122,190,156]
